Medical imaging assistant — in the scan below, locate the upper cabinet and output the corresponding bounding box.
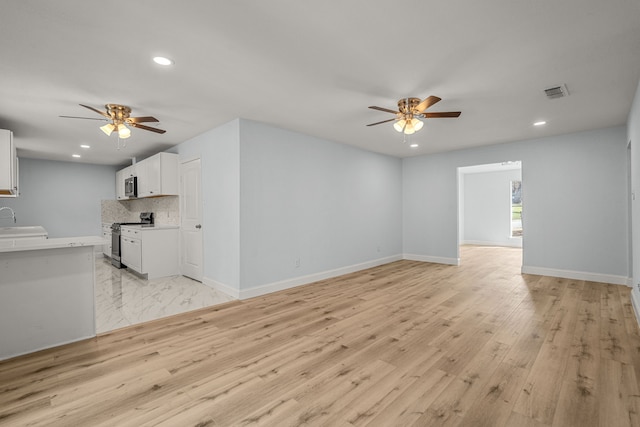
[115,169,126,200]
[116,152,178,200]
[137,153,178,198]
[0,129,18,197]
[115,165,136,200]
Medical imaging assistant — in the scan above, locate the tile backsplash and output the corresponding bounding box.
[101,196,179,225]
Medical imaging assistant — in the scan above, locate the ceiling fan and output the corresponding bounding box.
[60,104,166,139]
[367,96,461,134]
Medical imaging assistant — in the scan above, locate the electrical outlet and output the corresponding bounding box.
[295,258,300,268]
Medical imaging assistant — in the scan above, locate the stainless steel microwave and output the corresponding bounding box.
[124,176,137,198]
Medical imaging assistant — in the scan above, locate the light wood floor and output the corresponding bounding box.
[1,246,639,426]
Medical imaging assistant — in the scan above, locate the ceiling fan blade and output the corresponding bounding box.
[126,116,159,123]
[415,96,441,113]
[129,122,166,134]
[59,115,108,121]
[79,104,111,118]
[366,118,397,126]
[369,106,400,114]
[423,111,461,118]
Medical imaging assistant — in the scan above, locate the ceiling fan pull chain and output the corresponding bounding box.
[116,136,127,150]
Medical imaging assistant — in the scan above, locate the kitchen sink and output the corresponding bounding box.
[0,226,48,239]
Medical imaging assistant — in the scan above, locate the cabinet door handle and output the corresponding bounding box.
[195,224,202,229]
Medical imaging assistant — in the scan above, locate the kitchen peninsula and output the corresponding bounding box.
[0,235,105,360]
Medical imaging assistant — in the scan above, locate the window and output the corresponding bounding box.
[511,180,522,237]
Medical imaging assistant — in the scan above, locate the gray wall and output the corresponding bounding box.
[463,168,522,247]
[239,119,403,289]
[403,126,629,278]
[0,158,116,237]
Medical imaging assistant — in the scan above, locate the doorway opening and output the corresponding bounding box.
[457,161,523,266]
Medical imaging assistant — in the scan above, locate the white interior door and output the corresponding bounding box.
[180,158,203,281]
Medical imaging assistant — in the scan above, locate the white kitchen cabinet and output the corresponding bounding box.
[115,153,177,200]
[102,223,112,257]
[115,169,126,200]
[115,165,136,200]
[0,129,18,197]
[121,234,142,272]
[136,152,178,198]
[120,226,179,279]
[134,160,150,197]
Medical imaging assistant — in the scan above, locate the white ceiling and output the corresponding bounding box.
[1,1,639,166]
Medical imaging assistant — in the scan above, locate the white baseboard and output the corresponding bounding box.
[403,253,460,266]
[631,291,640,329]
[521,265,631,286]
[202,277,240,299]
[462,239,522,248]
[235,255,403,300]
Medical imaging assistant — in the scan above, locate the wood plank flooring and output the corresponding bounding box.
[1,246,639,426]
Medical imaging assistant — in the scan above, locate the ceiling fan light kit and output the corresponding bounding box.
[393,120,406,133]
[367,95,461,136]
[100,122,115,136]
[117,123,131,139]
[394,117,424,134]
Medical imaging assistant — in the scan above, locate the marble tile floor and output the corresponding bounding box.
[95,258,236,334]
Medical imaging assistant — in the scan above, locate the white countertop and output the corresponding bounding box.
[0,236,106,253]
[119,224,180,230]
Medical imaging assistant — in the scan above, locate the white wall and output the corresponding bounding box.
[404,153,459,265]
[169,120,241,289]
[170,119,402,296]
[463,168,522,247]
[239,119,403,291]
[0,158,116,237]
[628,78,640,315]
[404,126,629,283]
[171,118,631,296]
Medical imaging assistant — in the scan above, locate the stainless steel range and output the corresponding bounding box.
[111,212,154,268]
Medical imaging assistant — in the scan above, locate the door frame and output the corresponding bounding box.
[457,161,524,264]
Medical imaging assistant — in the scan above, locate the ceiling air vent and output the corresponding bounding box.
[544,84,569,99]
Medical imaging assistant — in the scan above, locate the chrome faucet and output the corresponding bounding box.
[0,207,16,223]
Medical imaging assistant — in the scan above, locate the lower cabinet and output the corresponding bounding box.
[121,236,142,272]
[102,223,112,258]
[120,226,179,279]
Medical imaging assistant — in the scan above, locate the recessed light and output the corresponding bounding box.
[153,56,174,66]
[72,154,81,158]
[533,121,546,126]
[410,143,419,148]
[80,144,90,149]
